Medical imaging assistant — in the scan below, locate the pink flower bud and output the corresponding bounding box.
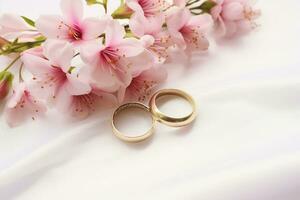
[0,36,9,49]
[111,3,133,19]
[0,71,14,100]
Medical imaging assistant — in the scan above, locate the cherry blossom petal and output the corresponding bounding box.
[113,66,133,87]
[71,98,91,119]
[0,14,30,35]
[129,13,147,37]
[6,84,26,108]
[222,2,244,20]
[145,14,165,34]
[224,20,238,36]
[130,13,164,36]
[22,53,52,77]
[23,46,45,58]
[60,0,83,24]
[211,4,223,20]
[82,18,107,40]
[36,15,69,40]
[5,105,27,127]
[80,39,104,67]
[127,0,168,17]
[167,8,190,32]
[118,66,167,102]
[90,67,121,92]
[58,89,116,119]
[141,65,168,82]
[173,0,186,7]
[54,88,73,114]
[188,14,213,32]
[117,86,127,103]
[5,83,47,127]
[127,1,144,15]
[65,74,91,95]
[170,30,186,49]
[140,35,155,48]
[117,38,145,57]
[43,39,74,72]
[88,52,132,88]
[92,89,118,107]
[237,19,253,33]
[126,50,154,77]
[105,21,126,46]
[214,17,227,36]
[166,8,190,49]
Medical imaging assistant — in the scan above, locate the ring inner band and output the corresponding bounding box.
[149,89,197,127]
[112,103,155,143]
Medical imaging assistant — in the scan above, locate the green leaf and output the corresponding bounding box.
[199,0,217,13]
[21,16,35,27]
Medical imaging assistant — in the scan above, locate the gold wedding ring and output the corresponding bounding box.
[112,89,197,143]
[112,102,155,143]
[149,89,197,127]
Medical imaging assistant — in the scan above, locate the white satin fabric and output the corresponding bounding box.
[0,0,300,199]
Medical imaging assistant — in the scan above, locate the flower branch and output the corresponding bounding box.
[0,37,46,56]
[3,55,21,71]
[0,0,261,127]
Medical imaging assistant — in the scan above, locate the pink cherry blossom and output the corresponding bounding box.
[127,0,169,18]
[0,14,38,40]
[55,87,117,119]
[211,0,260,37]
[130,13,172,63]
[22,39,91,100]
[118,66,167,102]
[166,8,213,53]
[4,83,47,127]
[173,0,186,7]
[80,20,154,92]
[36,0,108,44]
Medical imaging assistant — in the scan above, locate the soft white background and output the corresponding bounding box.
[0,0,300,199]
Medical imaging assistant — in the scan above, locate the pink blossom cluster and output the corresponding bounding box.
[0,0,260,127]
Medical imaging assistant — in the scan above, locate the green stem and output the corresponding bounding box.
[0,38,45,55]
[4,55,21,71]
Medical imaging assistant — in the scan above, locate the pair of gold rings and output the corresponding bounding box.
[111,89,197,143]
